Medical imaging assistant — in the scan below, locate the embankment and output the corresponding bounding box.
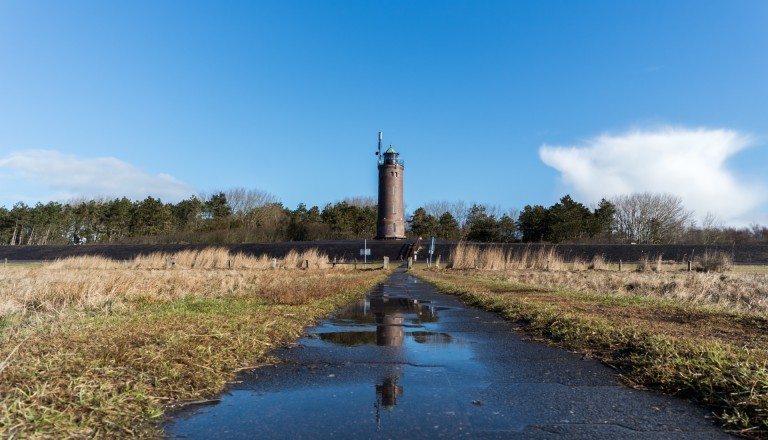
[1,241,767,264]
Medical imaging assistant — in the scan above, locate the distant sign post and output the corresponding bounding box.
[360,239,371,265]
[428,237,435,267]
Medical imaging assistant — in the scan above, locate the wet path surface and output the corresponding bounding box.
[166,271,733,439]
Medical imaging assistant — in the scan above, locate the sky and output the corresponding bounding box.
[1,1,767,227]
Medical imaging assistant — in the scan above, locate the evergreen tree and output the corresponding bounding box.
[204,192,232,220]
[410,207,439,238]
[518,205,550,242]
[321,201,377,239]
[437,212,460,239]
[171,196,204,233]
[548,195,590,242]
[497,214,517,243]
[465,204,499,242]
[130,197,173,237]
[587,198,616,239]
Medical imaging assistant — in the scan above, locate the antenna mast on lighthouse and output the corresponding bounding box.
[376,131,383,165]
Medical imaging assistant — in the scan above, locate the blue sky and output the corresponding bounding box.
[1,1,766,226]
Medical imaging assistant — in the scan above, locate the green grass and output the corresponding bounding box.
[734,265,768,274]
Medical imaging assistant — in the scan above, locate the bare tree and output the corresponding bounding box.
[422,200,453,219]
[700,212,725,244]
[422,200,471,225]
[223,188,280,215]
[483,203,504,219]
[447,201,469,229]
[612,192,693,244]
[343,196,376,207]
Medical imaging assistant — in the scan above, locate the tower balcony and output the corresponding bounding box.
[380,158,405,167]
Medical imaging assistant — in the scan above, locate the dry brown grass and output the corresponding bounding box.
[1,249,346,318]
[637,254,665,272]
[445,244,768,312]
[588,254,607,270]
[281,248,331,269]
[0,248,384,438]
[45,247,334,270]
[55,247,330,269]
[449,242,585,271]
[446,266,768,312]
[1,264,370,318]
[695,250,734,273]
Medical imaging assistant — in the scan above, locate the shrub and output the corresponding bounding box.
[695,250,733,273]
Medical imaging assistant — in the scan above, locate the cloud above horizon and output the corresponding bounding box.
[0,150,195,206]
[539,127,765,225]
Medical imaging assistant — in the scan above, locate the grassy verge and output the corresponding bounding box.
[734,265,768,275]
[415,269,768,438]
[0,249,386,438]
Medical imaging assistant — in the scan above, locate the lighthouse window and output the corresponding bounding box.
[392,223,396,232]
[390,171,395,176]
[392,204,396,214]
[391,185,395,195]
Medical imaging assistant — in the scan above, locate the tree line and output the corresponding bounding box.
[1,189,766,245]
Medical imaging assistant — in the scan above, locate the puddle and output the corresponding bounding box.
[165,274,733,439]
[312,289,449,347]
[166,278,483,438]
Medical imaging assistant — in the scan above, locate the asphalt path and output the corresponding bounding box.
[165,270,734,439]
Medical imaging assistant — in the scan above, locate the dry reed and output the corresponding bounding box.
[1,266,359,318]
[126,247,332,270]
[588,254,607,270]
[43,247,337,271]
[449,242,584,271]
[1,249,354,318]
[637,254,665,272]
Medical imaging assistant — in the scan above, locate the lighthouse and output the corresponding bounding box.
[375,132,406,239]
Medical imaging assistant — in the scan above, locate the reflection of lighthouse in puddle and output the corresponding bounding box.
[374,298,407,346]
[368,295,419,431]
[375,375,403,430]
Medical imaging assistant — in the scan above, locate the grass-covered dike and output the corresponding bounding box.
[0,248,386,438]
[415,243,768,438]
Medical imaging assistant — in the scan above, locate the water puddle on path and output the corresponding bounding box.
[166,276,486,439]
[166,274,735,439]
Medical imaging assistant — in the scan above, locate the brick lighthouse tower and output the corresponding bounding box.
[375,131,406,239]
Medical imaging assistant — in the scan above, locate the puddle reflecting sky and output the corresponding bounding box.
[167,276,735,439]
[167,281,483,438]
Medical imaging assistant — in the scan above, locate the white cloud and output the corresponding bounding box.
[539,127,766,225]
[0,149,195,206]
